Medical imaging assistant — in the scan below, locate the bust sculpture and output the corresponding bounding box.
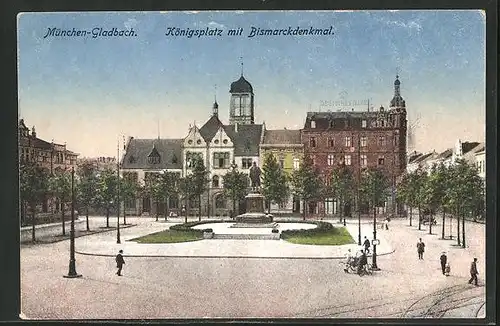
[249,161,261,188]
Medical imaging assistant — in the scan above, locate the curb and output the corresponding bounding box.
[75,248,396,260]
[21,224,137,245]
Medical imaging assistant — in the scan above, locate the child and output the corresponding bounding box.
[444,263,451,276]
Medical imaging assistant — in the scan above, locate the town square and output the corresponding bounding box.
[16,10,491,321]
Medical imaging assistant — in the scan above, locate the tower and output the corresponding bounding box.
[388,74,407,173]
[229,62,254,125]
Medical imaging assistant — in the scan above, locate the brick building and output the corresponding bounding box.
[301,76,407,216]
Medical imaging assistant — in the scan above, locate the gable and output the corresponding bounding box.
[210,126,234,147]
[183,126,207,148]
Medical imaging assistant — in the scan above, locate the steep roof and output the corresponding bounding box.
[199,115,226,142]
[408,152,423,164]
[19,135,53,150]
[461,141,481,155]
[436,148,453,160]
[121,138,183,169]
[413,152,434,164]
[225,124,263,156]
[262,129,301,145]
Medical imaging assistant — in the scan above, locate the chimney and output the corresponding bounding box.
[31,126,36,138]
[235,122,238,133]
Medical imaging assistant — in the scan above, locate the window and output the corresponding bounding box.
[311,120,316,128]
[345,119,350,128]
[393,134,398,146]
[189,197,200,208]
[213,152,230,169]
[241,158,253,169]
[381,120,385,127]
[186,152,202,169]
[311,155,316,165]
[196,139,202,145]
[345,136,352,147]
[378,157,385,165]
[310,137,316,148]
[215,194,226,209]
[293,158,300,170]
[148,155,160,164]
[378,136,386,147]
[279,156,285,168]
[171,154,178,164]
[123,172,138,183]
[328,138,334,147]
[169,196,179,209]
[212,175,219,188]
[344,155,352,165]
[360,136,367,147]
[360,155,367,167]
[214,139,219,144]
[362,120,367,128]
[327,154,335,166]
[330,120,335,128]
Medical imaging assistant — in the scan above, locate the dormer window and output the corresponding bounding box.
[148,145,161,164]
[128,155,136,163]
[362,120,367,128]
[171,154,178,164]
[311,120,316,128]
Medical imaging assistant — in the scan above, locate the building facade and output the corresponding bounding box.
[259,129,304,213]
[301,76,408,217]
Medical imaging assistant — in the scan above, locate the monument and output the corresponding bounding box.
[233,161,273,225]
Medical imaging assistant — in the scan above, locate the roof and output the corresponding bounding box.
[307,111,380,120]
[225,124,263,156]
[408,152,423,164]
[461,142,481,155]
[262,129,301,145]
[413,152,434,164]
[199,115,226,142]
[230,75,253,93]
[121,138,183,170]
[436,148,453,160]
[19,135,53,150]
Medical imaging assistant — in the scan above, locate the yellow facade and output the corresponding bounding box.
[259,147,304,176]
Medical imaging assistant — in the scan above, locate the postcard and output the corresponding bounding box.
[18,10,487,320]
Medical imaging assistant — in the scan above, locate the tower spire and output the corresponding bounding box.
[212,84,219,116]
[240,56,243,76]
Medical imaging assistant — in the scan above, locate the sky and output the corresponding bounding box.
[17,10,486,158]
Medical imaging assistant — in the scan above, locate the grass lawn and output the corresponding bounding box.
[283,227,355,245]
[130,230,203,243]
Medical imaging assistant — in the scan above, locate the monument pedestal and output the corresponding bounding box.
[234,191,273,224]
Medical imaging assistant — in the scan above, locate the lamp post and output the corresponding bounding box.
[63,167,82,278]
[357,134,362,245]
[116,141,121,244]
[371,203,380,270]
[230,160,238,219]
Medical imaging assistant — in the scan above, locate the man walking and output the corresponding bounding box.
[363,236,371,254]
[468,258,479,286]
[116,249,125,276]
[440,252,447,275]
[417,238,425,260]
[357,250,368,276]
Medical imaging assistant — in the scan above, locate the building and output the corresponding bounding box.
[18,118,79,217]
[474,145,485,180]
[301,76,407,216]
[259,128,304,213]
[121,72,264,217]
[77,156,118,172]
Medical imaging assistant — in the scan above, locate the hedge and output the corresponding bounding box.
[280,221,335,239]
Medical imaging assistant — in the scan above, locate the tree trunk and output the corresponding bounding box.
[418,205,422,230]
[61,200,66,236]
[302,199,306,220]
[185,199,189,224]
[164,198,168,221]
[462,210,466,248]
[409,206,412,226]
[155,200,159,221]
[233,197,236,220]
[86,206,90,231]
[441,208,446,239]
[198,194,202,222]
[31,204,36,243]
[339,196,343,222]
[106,207,110,228]
[456,206,461,246]
[429,211,433,234]
[123,210,127,225]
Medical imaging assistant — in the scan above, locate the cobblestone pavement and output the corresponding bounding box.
[20,216,486,319]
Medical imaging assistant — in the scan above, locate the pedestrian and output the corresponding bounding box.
[384,216,391,230]
[344,248,353,273]
[468,258,479,286]
[417,238,425,260]
[363,236,371,254]
[440,252,447,274]
[357,250,368,276]
[444,263,451,276]
[115,249,125,276]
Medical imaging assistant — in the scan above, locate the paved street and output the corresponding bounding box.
[20,215,486,319]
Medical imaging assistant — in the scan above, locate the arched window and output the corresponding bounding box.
[212,175,219,188]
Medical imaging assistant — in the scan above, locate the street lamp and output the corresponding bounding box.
[116,138,121,244]
[372,202,380,271]
[357,134,362,245]
[230,160,238,219]
[63,167,82,279]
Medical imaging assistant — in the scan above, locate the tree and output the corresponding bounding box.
[144,172,163,221]
[191,157,209,221]
[360,167,389,221]
[329,163,355,221]
[290,155,322,220]
[95,168,118,228]
[261,153,290,214]
[120,174,139,225]
[420,165,443,235]
[222,165,249,219]
[157,171,180,221]
[76,161,99,231]
[179,175,195,223]
[410,168,427,231]
[446,159,484,247]
[20,162,50,242]
[48,170,72,236]
[396,172,412,225]
[434,163,452,239]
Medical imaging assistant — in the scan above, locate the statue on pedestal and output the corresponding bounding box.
[249,161,261,191]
